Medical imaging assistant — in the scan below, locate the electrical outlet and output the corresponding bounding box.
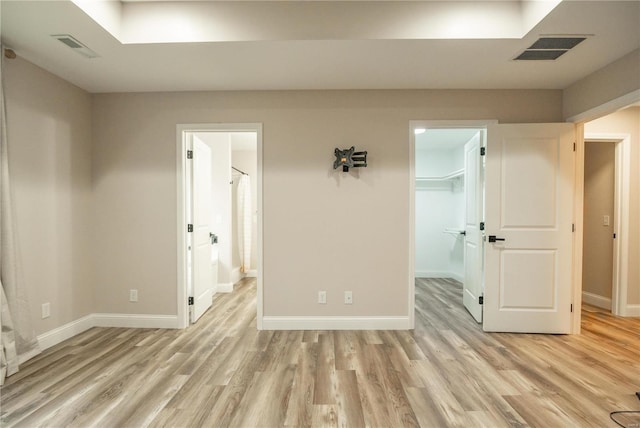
[318,291,327,304]
[129,289,138,302]
[41,302,50,319]
[344,291,353,305]
[603,215,610,226]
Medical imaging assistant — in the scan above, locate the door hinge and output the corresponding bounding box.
[571,303,573,312]
[188,297,194,305]
[480,222,485,231]
[572,224,575,232]
[613,233,616,239]
[187,224,193,233]
[187,150,193,159]
[479,296,484,305]
[573,142,576,152]
[480,147,486,156]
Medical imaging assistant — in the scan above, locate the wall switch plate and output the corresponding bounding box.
[130,289,138,302]
[318,291,327,304]
[41,302,50,319]
[344,291,353,305]
[603,215,610,226]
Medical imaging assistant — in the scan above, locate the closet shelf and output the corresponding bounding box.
[416,168,464,182]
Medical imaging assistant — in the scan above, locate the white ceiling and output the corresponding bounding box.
[1,1,639,93]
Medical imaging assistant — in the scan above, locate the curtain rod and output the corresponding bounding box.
[232,166,248,176]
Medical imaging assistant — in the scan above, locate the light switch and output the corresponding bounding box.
[603,215,610,226]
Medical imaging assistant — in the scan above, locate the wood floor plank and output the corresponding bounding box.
[284,342,317,427]
[2,277,639,428]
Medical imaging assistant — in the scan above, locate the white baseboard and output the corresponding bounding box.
[37,313,179,351]
[216,283,234,293]
[415,271,448,278]
[245,269,257,278]
[93,313,179,329]
[624,304,640,317]
[415,271,463,283]
[582,292,612,310]
[37,314,94,351]
[230,267,243,285]
[449,272,464,283]
[262,316,410,330]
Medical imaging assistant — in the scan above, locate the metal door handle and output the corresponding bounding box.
[488,235,505,242]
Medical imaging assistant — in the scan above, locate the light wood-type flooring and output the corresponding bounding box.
[1,277,639,427]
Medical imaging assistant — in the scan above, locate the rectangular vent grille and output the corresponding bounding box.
[515,36,586,61]
[51,34,99,59]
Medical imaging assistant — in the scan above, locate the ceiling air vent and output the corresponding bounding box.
[515,36,586,61]
[51,34,99,59]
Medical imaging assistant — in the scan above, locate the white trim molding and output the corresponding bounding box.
[625,305,640,317]
[581,292,612,311]
[93,314,179,329]
[230,267,243,285]
[177,123,264,330]
[37,313,180,351]
[415,271,464,283]
[262,316,411,330]
[216,283,234,293]
[245,269,257,278]
[37,314,95,351]
[409,119,498,332]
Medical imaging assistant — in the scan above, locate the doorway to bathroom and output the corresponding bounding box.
[177,123,263,329]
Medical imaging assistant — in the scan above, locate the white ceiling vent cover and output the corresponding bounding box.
[51,34,99,59]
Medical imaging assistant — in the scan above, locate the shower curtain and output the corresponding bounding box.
[237,175,252,273]
[1,48,41,385]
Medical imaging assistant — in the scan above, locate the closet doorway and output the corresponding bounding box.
[412,122,490,324]
[176,123,263,329]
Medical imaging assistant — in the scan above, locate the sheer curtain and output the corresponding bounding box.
[236,175,252,273]
[1,49,40,385]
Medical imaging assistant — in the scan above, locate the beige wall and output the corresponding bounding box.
[585,107,640,305]
[4,57,94,335]
[563,49,640,121]
[583,142,615,299]
[91,89,562,317]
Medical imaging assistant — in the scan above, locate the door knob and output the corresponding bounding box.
[488,235,505,243]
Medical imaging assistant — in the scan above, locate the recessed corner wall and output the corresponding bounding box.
[563,49,640,121]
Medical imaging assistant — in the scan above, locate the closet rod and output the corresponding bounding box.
[232,166,248,176]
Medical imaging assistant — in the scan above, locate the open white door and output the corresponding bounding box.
[484,123,574,333]
[463,131,484,323]
[190,137,214,324]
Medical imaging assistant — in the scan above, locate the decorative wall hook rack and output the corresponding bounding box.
[333,146,367,172]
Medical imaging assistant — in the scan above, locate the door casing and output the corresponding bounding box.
[582,133,632,317]
[176,123,264,330]
[409,120,496,330]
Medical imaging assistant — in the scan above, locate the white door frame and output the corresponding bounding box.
[408,119,497,329]
[177,123,264,330]
[582,133,631,316]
